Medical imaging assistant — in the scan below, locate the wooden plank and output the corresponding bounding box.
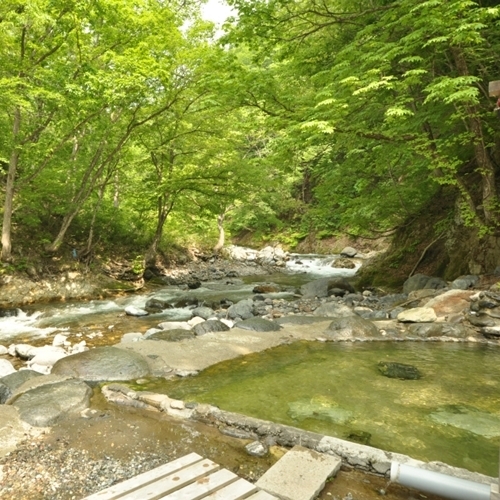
[245,491,278,500]
[118,459,220,500]
[83,453,204,500]
[489,80,500,97]
[202,478,258,500]
[159,469,238,500]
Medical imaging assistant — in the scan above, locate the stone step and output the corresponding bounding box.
[256,445,341,500]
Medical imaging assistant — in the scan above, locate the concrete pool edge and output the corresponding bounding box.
[102,384,496,487]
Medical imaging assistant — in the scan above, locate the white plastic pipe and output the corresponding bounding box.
[390,462,491,500]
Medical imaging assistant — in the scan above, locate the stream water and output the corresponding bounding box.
[1,253,498,477]
[146,341,500,477]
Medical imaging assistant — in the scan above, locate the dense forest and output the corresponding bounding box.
[1,0,500,283]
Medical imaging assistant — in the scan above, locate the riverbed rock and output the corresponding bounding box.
[301,278,355,299]
[0,370,43,404]
[157,321,192,331]
[424,290,474,318]
[253,284,280,294]
[325,316,381,341]
[51,347,151,382]
[192,306,216,320]
[340,246,357,258]
[288,398,354,424]
[407,323,472,339]
[124,306,149,317]
[27,346,68,374]
[331,258,356,269]
[450,275,479,290]
[10,379,92,427]
[192,320,230,336]
[0,405,37,458]
[235,317,282,332]
[227,299,254,320]
[397,307,437,323]
[0,359,16,378]
[146,329,196,342]
[144,298,173,312]
[378,361,421,380]
[429,405,500,438]
[403,274,447,294]
[314,302,356,318]
[245,441,269,458]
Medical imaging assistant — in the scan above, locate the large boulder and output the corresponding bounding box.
[51,346,150,382]
[424,290,474,318]
[324,316,381,341]
[0,370,43,404]
[340,246,357,258]
[450,275,479,290]
[403,274,447,294]
[407,323,472,339]
[235,317,282,332]
[10,379,92,427]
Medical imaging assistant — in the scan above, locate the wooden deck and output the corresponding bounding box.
[82,452,278,500]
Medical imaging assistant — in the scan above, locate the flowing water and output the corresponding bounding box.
[145,341,500,477]
[1,253,498,477]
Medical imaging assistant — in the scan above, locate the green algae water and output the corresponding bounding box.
[151,341,500,476]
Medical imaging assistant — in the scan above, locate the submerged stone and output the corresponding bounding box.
[378,361,421,380]
[429,405,500,438]
[288,397,354,424]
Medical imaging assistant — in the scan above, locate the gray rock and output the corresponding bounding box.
[227,299,254,320]
[51,347,150,382]
[0,370,43,404]
[235,317,282,332]
[408,323,471,339]
[245,440,269,457]
[403,274,447,294]
[192,320,230,336]
[275,316,333,326]
[192,306,216,320]
[314,303,355,318]
[146,329,196,342]
[340,246,357,257]
[378,361,421,380]
[301,278,355,299]
[124,306,149,317]
[11,379,92,427]
[144,298,173,311]
[467,313,500,328]
[325,316,381,340]
[450,275,479,290]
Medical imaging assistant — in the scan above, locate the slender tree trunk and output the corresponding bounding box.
[1,107,21,261]
[85,181,106,255]
[213,212,225,253]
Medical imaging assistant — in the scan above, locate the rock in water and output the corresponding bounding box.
[378,361,421,380]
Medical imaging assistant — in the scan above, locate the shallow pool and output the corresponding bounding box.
[149,341,500,476]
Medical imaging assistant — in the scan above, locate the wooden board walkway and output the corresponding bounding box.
[82,452,278,500]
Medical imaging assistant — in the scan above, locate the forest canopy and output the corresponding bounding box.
[1,0,499,272]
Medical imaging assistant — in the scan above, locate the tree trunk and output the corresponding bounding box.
[1,107,21,262]
[213,212,225,253]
